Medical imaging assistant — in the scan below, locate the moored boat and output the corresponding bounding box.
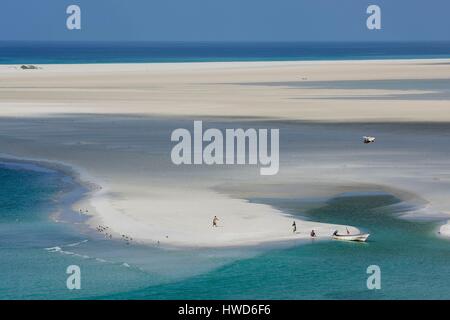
[332,233,370,242]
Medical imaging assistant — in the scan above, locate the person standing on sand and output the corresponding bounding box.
[213,216,219,227]
[310,229,316,237]
[292,221,297,233]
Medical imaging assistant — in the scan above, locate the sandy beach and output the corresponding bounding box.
[1,59,450,121]
[1,59,450,246]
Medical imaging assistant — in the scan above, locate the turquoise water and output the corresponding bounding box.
[0,164,162,299]
[0,163,263,299]
[104,195,450,300]
[1,41,450,64]
[1,163,449,299]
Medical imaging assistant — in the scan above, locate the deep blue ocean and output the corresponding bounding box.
[1,41,450,64]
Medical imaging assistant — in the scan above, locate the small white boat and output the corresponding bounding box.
[332,233,370,242]
[363,136,376,144]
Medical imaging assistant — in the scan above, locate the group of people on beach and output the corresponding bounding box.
[211,216,324,238]
[293,220,351,238]
[93,215,350,246]
[292,221,316,237]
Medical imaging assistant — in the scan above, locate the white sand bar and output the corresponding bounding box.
[1,59,450,121]
[1,59,450,245]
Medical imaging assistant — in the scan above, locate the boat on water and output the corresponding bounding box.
[332,233,370,242]
[363,136,376,144]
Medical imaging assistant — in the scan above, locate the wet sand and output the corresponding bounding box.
[0,59,449,245]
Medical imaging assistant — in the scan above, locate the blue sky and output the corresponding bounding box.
[0,0,449,42]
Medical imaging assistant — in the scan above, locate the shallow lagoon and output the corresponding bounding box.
[1,116,450,299]
[1,163,449,299]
